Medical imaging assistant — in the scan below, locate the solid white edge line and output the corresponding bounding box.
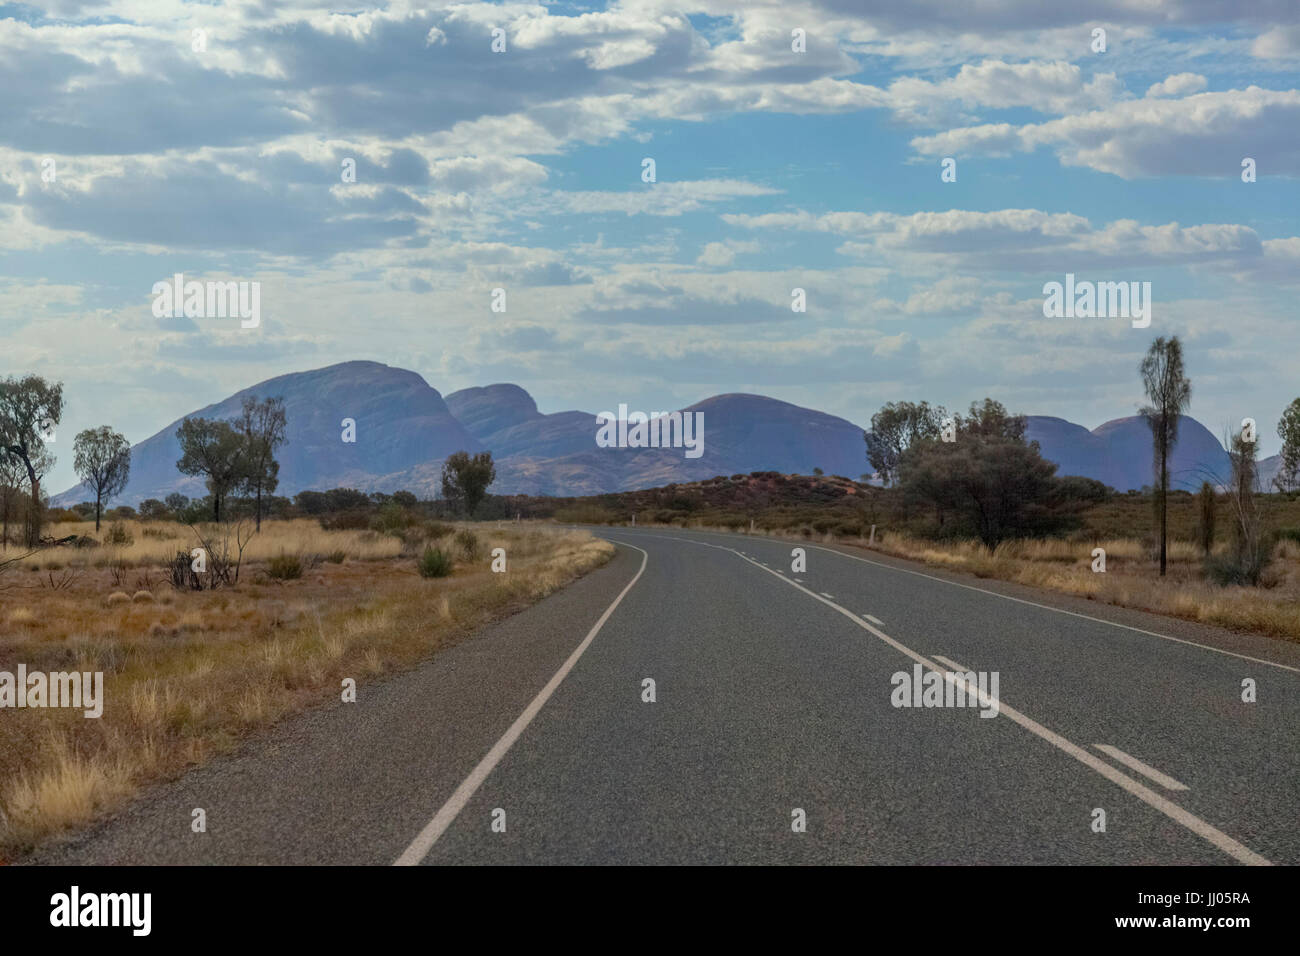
[820,592,835,599]
[1094,744,1191,792]
[393,540,649,866]
[607,527,1300,676]
[619,530,1271,866]
[864,613,884,627]
[931,654,967,671]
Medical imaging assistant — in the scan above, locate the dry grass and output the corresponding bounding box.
[0,520,612,860]
[802,528,1300,642]
[11,518,405,569]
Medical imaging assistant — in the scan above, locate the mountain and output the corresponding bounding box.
[55,362,480,505]
[1026,414,1236,492]
[54,361,1279,505]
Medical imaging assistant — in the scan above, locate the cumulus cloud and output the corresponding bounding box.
[911,87,1300,177]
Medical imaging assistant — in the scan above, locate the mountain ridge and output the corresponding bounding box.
[53,361,1280,505]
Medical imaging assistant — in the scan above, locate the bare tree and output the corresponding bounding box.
[0,374,63,545]
[1206,428,1272,586]
[234,395,287,531]
[1139,336,1191,576]
[73,426,132,531]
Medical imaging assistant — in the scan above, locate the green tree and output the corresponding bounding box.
[864,401,946,486]
[1139,336,1191,576]
[176,418,245,522]
[0,374,63,545]
[233,395,287,531]
[1275,398,1300,492]
[899,407,1068,548]
[441,451,496,517]
[73,425,132,532]
[164,492,190,516]
[138,499,169,521]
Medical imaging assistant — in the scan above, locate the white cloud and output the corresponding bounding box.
[1145,73,1207,97]
[911,87,1300,177]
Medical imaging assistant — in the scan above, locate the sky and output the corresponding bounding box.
[2,0,1297,494]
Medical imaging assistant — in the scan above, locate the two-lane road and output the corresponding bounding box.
[32,527,1300,865]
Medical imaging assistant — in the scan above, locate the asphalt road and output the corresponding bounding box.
[30,527,1300,865]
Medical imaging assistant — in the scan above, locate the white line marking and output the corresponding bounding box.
[619,530,1271,866]
[864,613,884,626]
[931,654,967,671]
[606,527,1300,676]
[820,592,834,599]
[1094,745,1190,792]
[393,541,649,866]
[802,541,1300,675]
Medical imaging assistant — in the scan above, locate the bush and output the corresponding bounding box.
[104,522,134,547]
[454,529,481,560]
[267,552,304,580]
[1205,547,1275,588]
[319,510,371,531]
[371,501,413,535]
[325,550,347,564]
[418,546,454,579]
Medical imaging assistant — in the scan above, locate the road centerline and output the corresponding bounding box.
[615,528,1272,866]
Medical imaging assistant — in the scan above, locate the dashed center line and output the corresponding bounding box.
[631,530,1270,867]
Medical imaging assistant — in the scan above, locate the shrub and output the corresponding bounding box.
[131,590,155,603]
[267,552,304,580]
[325,550,347,564]
[319,510,372,531]
[104,521,134,547]
[371,501,413,535]
[454,529,481,560]
[106,591,130,606]
[418,546,454,579]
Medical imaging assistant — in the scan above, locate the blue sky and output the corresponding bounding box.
[1,1,1297,494]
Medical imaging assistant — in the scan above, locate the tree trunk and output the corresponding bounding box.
[255,485,262,532]
[1159,452,1168,576]
[213,494,221,523]
[95,495,102,533]
[24,460,40,547]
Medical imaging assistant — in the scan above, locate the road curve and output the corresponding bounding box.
[29,527,1300,865]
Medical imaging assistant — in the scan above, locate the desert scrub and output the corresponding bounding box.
[418,546,454,579]
[267,552,304,581]
[103,522,134,547]
[454,529,481,561]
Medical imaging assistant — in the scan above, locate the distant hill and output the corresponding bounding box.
[1026,414,1251,492]
[54,360,1283,505]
